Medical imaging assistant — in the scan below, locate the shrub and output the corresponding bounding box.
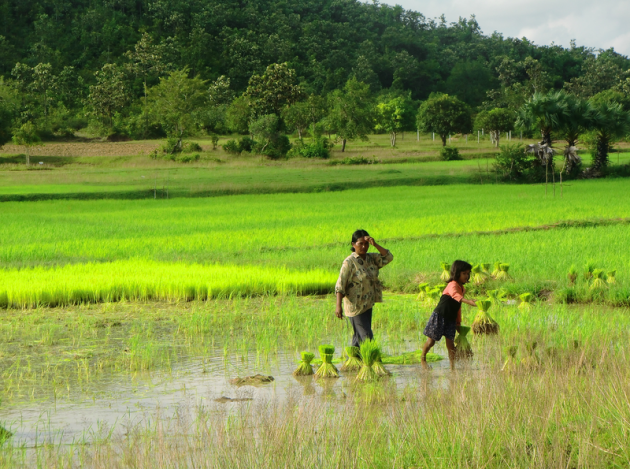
[494,144,531,180]
[222,139,240,154]
[288,138,333,159]
[210,134,220,149]
[161,137,183,154]
[183,142,203,153]
[176,153,200,163]
[222,136,256,155]
[439,146,461,161]
[329,156,378,166]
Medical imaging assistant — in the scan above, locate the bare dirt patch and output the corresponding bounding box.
[1,141,161,157]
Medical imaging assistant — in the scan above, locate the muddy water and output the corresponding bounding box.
[0,342,467,447]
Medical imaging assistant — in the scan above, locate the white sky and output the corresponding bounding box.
[385,0,630,56]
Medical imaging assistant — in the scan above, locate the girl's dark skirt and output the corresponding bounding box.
[423,310,457,341]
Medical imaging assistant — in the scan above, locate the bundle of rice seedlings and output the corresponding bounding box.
[341,346,362,372]
[495,263,512,281]
[416,282,429,301]
[440,263,451,282]
[356,340,380,382]
[426,286,441,302]
[372,350,391,376]
[471,264,487,285]
[518,293,533,310]
[491,262,502,278]
[584,261,596,280]
[293,351,315,376]
[481,263,492,276]
[521,342,540,370]
[590,269,608,290]
[501,346,518,373]
[314,345,339,378]
[607,270,617,284]
[454,325,473,359]
[472,300,499,335]
[486,289,507,305]
[567,265,578,285]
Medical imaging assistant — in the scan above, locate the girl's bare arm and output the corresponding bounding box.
[462,298,477,306]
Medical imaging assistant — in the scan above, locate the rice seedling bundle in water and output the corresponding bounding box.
[440,263,451,282]
[486,289,507,305]
[471,264,486,285]
[314,345,339,378]
[607,270,616,284]
[454,325,473,359]
[518,293,533,310]
[293,351,315,376]
[590,269,608,290]
[472,300,499,335]
[341,346,362,372]
[372,350,390,376]
[521,342,540,370]
[356,340,380,382]
[495,263,512,281]
[501,346,518,373]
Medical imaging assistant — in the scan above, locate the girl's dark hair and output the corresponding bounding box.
[448,260,473,283]
[350,229,370,252]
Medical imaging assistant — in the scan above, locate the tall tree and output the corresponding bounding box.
[326,78,373,152]
[12,122,41,165]
[516,91,568,147]
[147,69,208,149]
[416,94,471,147]
[244,63,304,117]
[374,96,414,147]
[587,98,630,172]
[474,108,515,147]
[88,64,130,131]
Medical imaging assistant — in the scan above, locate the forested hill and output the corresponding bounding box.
[1,0,628,105]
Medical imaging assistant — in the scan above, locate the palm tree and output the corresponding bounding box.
[555,93,592,190]
[588,100,630,173]
[516,91,568,147]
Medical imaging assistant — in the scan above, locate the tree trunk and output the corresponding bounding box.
[593,136,609,171]
[440,134,447,147]
[298,128,302,140]
[542,128,552,147]
[341,139,346,152]
[391,132,396,147]
[495,132,500,148]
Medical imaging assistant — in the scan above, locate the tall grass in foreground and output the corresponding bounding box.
[0,260,336,308]
[3,348,630,468]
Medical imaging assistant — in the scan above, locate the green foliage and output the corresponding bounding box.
[446,60,498,107]
[474,108,516,147]
[326,78,373,151]
[0,79,17,147]
[222,136,256,155]
[88,64,129,130]
[329,156,378,166]
[494,144,532,180]
[11,122,42,165]
[225,96,252,134]
[416,94,471,147]
[245,63,303,117]
[439,146,461,161]
[288,138,333,159]
[516,91,568,146]
[249,114,291,159]
[176,153,200,163]
[585,99,630,172]
[148,69,208,139]
[374,95,415,147]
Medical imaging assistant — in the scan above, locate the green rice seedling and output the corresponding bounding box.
[381,351,443,364]
[0,425,12,442]
[521,342,540,370]
[440,263,451,282]
[471,264,487,285]
[426,286,441,302]
[487,289,508,305]
[416,283,429,301]
[584,261,596,280]
[356,340,380,382]
[314,345,339,378]
[568,265,578,285]
[518,293,533,310]
[501,345,519,373]
[372,350,391,376]
[454,325,473,359]
[293,351,315,376]
[472,300,499,335]
[491,262,502,278]
[607,270,617,284]
[341,346,362,372]
[590,269,608,290]
[495,263,512,281]
[481,263,491,276]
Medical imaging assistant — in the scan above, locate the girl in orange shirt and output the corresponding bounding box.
[421,260,478,370]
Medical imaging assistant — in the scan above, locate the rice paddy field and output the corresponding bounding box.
[1,138,630,468]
